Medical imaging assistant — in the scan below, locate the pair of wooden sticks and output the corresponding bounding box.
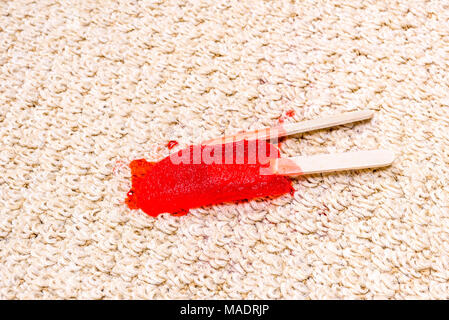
[203,110,395,175]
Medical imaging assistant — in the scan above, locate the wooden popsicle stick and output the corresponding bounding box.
[202,110,374,145]
[269,149,395,175]
[282,109,374,136]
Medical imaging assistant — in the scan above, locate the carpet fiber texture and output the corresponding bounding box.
[1,0,449,299]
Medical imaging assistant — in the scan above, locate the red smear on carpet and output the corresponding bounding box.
[166,140,179,150]
[126,140,293,217]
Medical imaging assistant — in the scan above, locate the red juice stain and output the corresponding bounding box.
[166,140,179,150]
[126,140,293,217]
[278,110,295,125]
[285,109,295,118]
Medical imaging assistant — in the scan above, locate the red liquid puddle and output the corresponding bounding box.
[126,140,293,217]
[166,140,179,150]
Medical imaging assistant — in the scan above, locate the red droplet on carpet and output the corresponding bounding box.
[166,140,179,150]
[285,109,295,117]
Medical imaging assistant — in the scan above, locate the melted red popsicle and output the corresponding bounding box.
[126,140,293,217]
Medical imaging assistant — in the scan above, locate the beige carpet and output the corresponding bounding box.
[1,0,449,299]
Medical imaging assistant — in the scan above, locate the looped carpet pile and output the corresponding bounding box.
[1,0,448,299]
